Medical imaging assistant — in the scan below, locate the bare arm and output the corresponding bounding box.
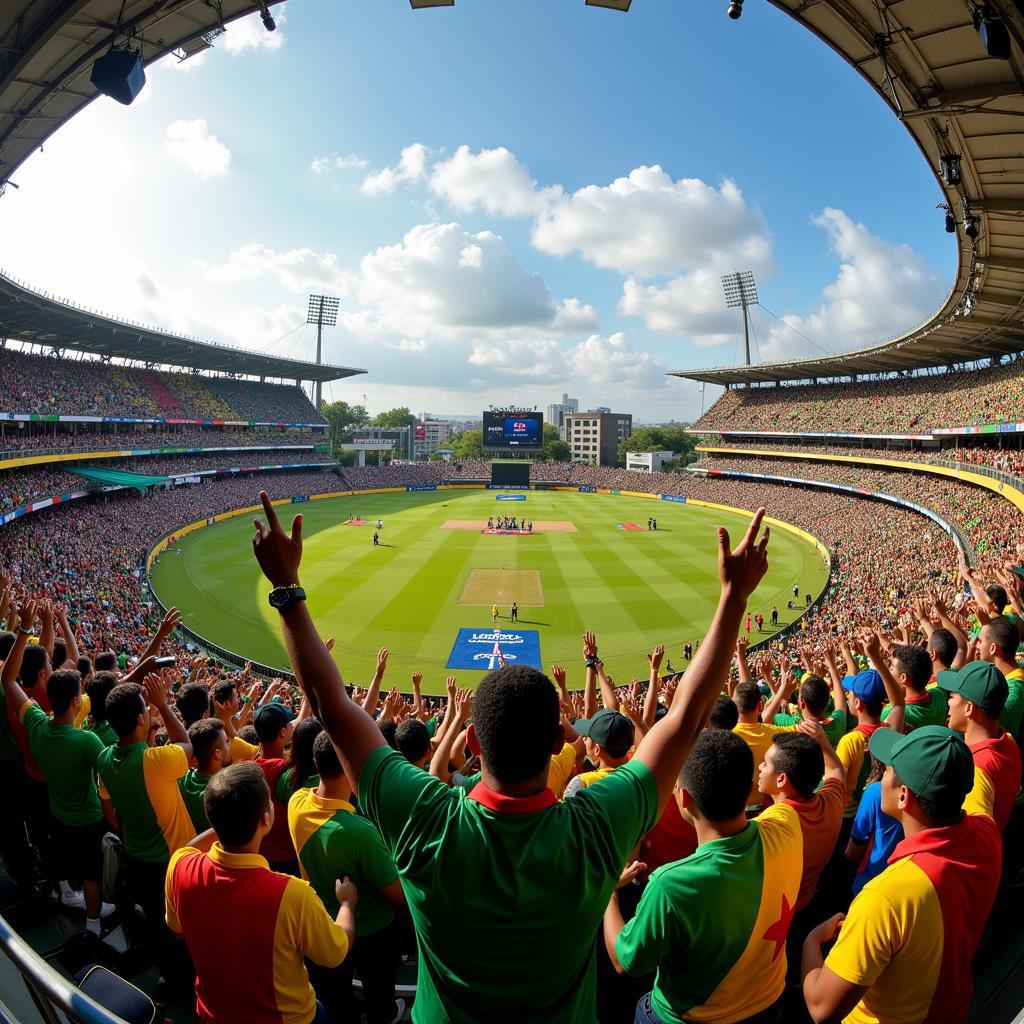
[429,689,472,783]
[823,645,848,719]
[361,647,389,713]
[596,660,618,713]
[1,598,39,716]
[582,631,599,719]
[138,607,182,665]
[799,719,846,790]
[252,492,385,790]
[802,915,866,1024]
[631,511,770,816]
[863,632,905,734]
[411,672,424,720]
[39,600,55,659]
[54,603,80,667]
[931,592,968,669]
[643,662,662,731]
[143,672,192,756]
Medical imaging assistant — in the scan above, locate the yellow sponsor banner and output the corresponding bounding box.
[696,445,1024,514]
[686,498,831,564]
[310,490,353,501]
[0,450,132,472]
[440,483,486,490]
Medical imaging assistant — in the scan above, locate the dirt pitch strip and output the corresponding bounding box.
[458,568,546,607]
[441,520,577,533]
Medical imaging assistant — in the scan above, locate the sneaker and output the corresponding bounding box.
[389,999,407,1024]
[61,890,86,910]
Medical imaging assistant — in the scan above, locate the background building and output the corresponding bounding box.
[546,393,580,441]
[626,450,676,473]
[566,411,633,466]
[414,418,455,458]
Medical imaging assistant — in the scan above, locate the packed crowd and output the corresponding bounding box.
[695,358,1024,434]
[0,426,327,457]
[695,438,1024,480]
[0,350,325,423]
[695,454,1022,566]
[1,480,1021,1024]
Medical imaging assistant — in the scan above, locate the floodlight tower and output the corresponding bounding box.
[307,294,339,410]
[722,270,758,367]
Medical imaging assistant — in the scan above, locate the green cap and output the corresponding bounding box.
[941,661,1009,715]
[573,709,634,757]
[869,725,974,805]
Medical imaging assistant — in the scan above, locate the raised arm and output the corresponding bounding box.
[252,492,385,788]
[361,647,389,713]
[862,631,905,735]
[582,632,599,719]
[822,644,849,719]
[799,719,846,790]
[143,671,192,757]
[54,602,80,667]
[430,689,473,783]
[762,658,790,722]
[642,661,662,732]
[931,591,968,669]
[138,606,182,666]
[631,510,769,815]
[1,597,39,715]
[39,599,55,659]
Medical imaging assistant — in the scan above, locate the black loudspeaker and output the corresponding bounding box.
[90,50,146,106]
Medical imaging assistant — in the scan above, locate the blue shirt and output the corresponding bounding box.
[849,781,904,895]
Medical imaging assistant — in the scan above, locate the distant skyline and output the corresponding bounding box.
[0,0,952,421]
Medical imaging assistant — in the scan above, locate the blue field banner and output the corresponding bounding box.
[495,494,526,501]
[486,483,529,490]
[446,628,541,671]
[578,485,597,493]
[659,494,687,504]
[406,485,437,492]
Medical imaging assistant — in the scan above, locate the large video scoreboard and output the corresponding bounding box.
[483,411,543,451]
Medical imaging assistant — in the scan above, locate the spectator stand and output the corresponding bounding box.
[689,464,976,566]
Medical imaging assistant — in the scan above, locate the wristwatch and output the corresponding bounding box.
[268,584,306,612]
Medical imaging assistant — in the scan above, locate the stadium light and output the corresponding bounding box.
[722,270,758,367]
[972,5,1011,59]
[410,0,454,7]
[586,0,633,10]
[255,0,277,31]
[939,154,962,187]
[964,216,980,240]
[307,295,340,410]
[727,0,744,18]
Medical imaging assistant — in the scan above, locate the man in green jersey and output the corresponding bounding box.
[179,718,231,834]
[251,490,771,1024]
[2,598,114,931]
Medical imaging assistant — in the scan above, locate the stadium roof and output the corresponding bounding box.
[0,268,364,381]
[0,0,366,382]
[669,0,1024,386]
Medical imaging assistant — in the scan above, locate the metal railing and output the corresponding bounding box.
[931,459,1024,494]
[0,914,127,1024]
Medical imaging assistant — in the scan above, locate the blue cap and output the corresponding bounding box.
[849,669,886,705]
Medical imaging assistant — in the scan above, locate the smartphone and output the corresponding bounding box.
[155,656,177,668]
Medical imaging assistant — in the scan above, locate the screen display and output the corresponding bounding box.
[483,412,543,448]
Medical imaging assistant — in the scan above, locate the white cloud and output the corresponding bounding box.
[552,297,599,333]
[222,11,286,54]
[429,145,561,218]
[204,243,356,294]
[310,153,369,174]
[360,143,430,196]
[566,332,669,390]
[163,119,231,179]
[619,268,742,345]
[357,222,570,332]
[468,338,564,378]
[759,209,946,360]
[533,167,770,277]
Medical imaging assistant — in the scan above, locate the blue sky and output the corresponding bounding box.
[0,0,953,421]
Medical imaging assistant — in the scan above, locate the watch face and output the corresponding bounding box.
[269,588,290,608]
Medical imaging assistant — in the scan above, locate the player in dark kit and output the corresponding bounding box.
[510,603,518,623]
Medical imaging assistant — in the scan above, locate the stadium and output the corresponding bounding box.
[0,2,1022,1024]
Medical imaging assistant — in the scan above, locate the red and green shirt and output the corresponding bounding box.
[359,745,659,1024]
[287,788,397,935]
[96,742,192,863]
[178,768,213,835]
[616,802,803,1023]
[964,729,1022,831]
[20,702,104,826]
[166,843,348,1024]
[825,812,1001,1023]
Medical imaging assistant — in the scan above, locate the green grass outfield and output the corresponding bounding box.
[149,490,828,694]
